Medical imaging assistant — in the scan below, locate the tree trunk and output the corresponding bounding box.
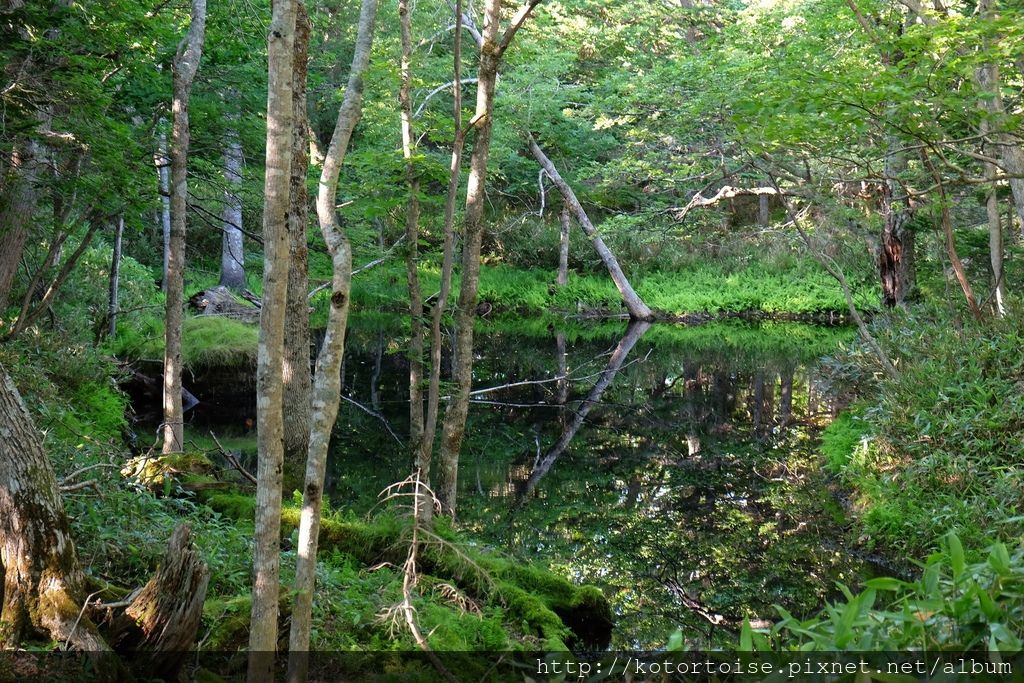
[434,0,542,517]
[399,0,424,451]
[249,0,296,675]
[420,0,466,484]
[108,214,123,337]
[101,524,209,681]
[519,320,650,499]
[436,0,503,518]
[557,206,570,287]
[0,363,109,653]
[219,118,246,291]
[528,134,653,320]
[283,4,312,479]
[977,49,1008,316]
[0,141,42,313]
[163,0,206,455]
[878,141,916,308]
[758,193,770,228]
[286,1,377,680]
[157,131,172,292]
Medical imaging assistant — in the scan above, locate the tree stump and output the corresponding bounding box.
[100,524,210,680]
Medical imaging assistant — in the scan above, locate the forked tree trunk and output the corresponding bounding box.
[399,0,425,451]
[283,4,312,478]
[163,0,206,455]
[436,0,503,518]
[420,0,466,483]
[436,0,543,517]
[0,363,109,653]
[220,118,246,291]
[528,134,653,320]
[249,0,296,675]
[286,1,378,681]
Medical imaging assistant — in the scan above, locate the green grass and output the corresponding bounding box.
[109,315,259,368]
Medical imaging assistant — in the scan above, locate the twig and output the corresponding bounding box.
[209,430,257,485]
[59,479,102,493]
[342,396,405,447]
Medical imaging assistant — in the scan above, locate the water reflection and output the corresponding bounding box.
[327,317,864,649]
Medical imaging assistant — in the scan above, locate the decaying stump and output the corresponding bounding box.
[99,524,210,680]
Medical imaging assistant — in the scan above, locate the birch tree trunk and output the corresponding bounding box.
[557,206,570,287]
[399,0,424,451]
[420,0,466,483]
[283,3,312,478]
[156,131,172,292]
[436,0,543,516]
[528,134,653,320]
[108,214,123,337]
[220,116,246,291]
[162,0,206,455]
[0,364,110,653]
[248,0,296,675]
[286,1,378,680]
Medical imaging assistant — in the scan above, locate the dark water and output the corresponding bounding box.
[324,315,869,649]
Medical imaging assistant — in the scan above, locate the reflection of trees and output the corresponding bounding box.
[518,320,651,500]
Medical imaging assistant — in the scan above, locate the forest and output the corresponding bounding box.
[1,0,1023,680]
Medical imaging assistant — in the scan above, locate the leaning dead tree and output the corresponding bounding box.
[528,133,653,321]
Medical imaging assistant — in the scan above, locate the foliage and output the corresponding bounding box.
[109,315,259,368]
[824,311,1024,556]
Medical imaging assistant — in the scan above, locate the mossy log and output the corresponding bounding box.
[98,524,209,680]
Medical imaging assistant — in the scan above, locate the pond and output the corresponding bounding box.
[323,314,872,649]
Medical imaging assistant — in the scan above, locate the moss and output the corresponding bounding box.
[122,452,214,487]
[203,492,256,521]
[201,595,252,650]
[110,316,258,369]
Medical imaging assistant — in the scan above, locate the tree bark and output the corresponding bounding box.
[283,3,312,478]
[163,0,206,455]
[557,205,570,287]
[101,524,209,681]
[420,0,466,484]
[878,145,916,307]
[528,134,653,320]
[249,0,296,675]
[0,140,42,314]
[286,1,377,680]
[436,0,503,518]
[0,363,109,653]
[157,131,172,292]
[399,0,424,452]
[219,118,246,291]
[108,214,123,337]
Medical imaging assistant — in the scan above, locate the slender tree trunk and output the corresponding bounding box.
[157,131,172,292]
[778,366,793,427]
[436,0,503,518]
[0,364,110,653]
[220,117,246,290]
[758,193,770,228]
[977,53,1008,315]
[286,1,377,680]
[528,134,653,320]
[248,0,296,675]
[519,320,650,499]
[420,0,465,483]
[283,3,312,478]
[557,205,570,287]
[108,214,123,337]
[162,0,206,455]
[436,0,543,516]
[399,0,424,451]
